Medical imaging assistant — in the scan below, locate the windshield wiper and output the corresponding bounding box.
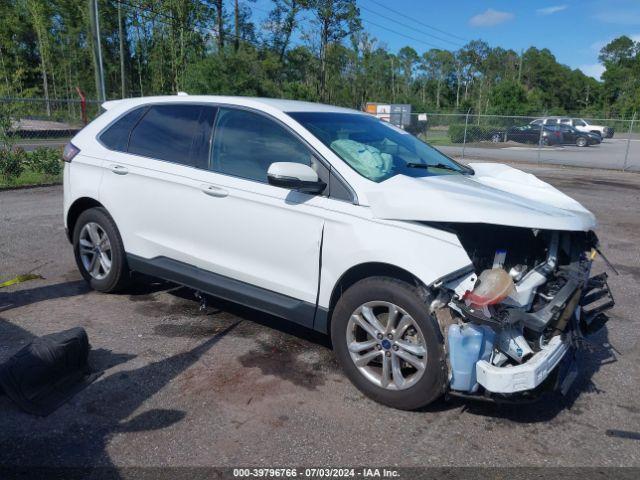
[406,162,474,175]
[406,162,461,172]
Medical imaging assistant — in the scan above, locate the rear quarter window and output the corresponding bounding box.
[99,107,146,152]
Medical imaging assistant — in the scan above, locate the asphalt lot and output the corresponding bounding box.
[0,163,639,468]
[439,137,640,172]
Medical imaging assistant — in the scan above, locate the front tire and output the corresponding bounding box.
[576,137,588,147]
[331,277,446,410]
[73,207,130,293]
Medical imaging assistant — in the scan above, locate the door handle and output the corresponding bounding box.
[201,184,228,198]
[110,164,129,175]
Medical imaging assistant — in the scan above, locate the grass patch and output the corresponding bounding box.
[419,132,455,146]
[13,137,69,144]
[0,167,62,189]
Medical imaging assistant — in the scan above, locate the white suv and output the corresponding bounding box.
[531,117,613,138]
[63,95,614,409]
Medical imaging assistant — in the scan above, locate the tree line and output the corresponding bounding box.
[0,0,637,118]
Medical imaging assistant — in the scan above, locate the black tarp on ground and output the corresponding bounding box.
[0,327,101,416]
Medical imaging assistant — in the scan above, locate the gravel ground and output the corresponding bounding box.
[0,162,639,469]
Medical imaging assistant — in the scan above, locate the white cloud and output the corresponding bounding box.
[469,9,514,27]
[537,5,568,16]
[579,63,605,80]
[594,11,640,25]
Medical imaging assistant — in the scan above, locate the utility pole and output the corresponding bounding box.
[461,108,471,159]
[623,112,636,171]
[234,0,240,51]
[89,0,106,102]
[118,1,126,98]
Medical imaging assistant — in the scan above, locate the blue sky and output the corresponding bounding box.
[251,0,640,80]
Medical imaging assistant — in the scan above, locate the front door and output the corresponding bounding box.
[188,107,328,324]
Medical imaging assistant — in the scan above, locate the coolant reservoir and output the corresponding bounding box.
[464,268,515,307]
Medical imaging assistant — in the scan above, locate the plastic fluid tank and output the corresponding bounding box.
[447,323,496,392]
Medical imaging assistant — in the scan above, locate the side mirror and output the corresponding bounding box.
[267,162,326,195]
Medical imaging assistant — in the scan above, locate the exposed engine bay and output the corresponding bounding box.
[428,223,615,400]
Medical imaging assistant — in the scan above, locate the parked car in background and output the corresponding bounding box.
[567,118,614,138]
[531,117,613,139]
[548,124,601,147]
[503,124,563,145]
[63,95,613,410]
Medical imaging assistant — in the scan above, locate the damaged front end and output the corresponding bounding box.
[430,224,614,401]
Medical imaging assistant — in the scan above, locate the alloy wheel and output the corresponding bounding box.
[346,301,427,390]
[78,222,112,280]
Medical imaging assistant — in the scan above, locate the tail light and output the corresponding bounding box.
[62,142,80,162]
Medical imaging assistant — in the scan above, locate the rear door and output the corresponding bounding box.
[98,103,218,261]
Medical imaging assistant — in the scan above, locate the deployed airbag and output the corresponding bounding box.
[330,139,393,181]
[0,327,100,416]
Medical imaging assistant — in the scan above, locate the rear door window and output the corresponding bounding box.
[100,107,146,152]
[128,104,216,169]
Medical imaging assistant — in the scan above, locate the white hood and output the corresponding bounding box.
[365,163,596,231]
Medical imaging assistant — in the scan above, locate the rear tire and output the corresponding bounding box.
[331,277,446,410]
[72,207,130,293]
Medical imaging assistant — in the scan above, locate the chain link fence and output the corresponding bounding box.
[0,97,102,145]
[408,112,639,172]
[1,98,639,173]
[0,98,103,187]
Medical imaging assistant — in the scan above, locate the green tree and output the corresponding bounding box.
[487,80,530,115]
[309,0,361,101]
[599,35,640,115]
[421,49,454,109]
[267,0,308,62]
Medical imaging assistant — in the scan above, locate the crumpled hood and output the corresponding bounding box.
[365,162,596,231]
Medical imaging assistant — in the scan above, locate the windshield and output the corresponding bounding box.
[287,112,472,182]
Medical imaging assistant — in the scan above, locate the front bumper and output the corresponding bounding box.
[476,335,568,394]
